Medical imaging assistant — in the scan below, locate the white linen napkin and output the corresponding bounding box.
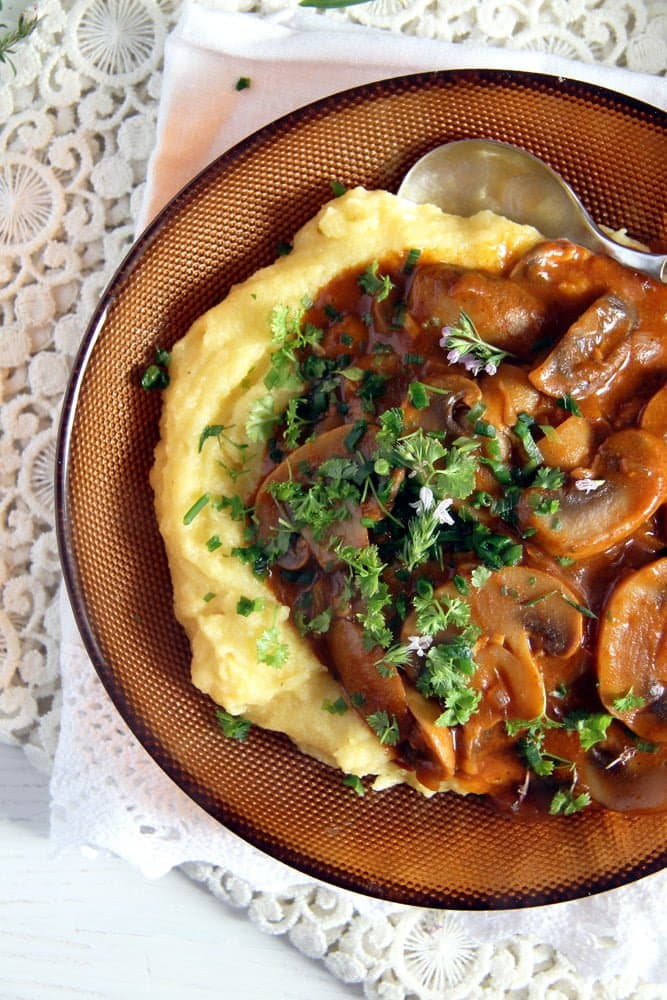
[52,1,667,988]
[138,4,666,228]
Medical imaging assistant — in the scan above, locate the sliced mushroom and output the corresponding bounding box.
[254,423,374,570]
[597,558,667,743]
[325,617,412,738]
[409,263,549,357]
[452,569,586,790]
[401,366,482,435]
[640,384,667,443]
[509,240,605,310]
[578,722,667,813]
[471,566,582,676]
[517,429,667,559]
[529,293,638,400]
[479,364,555,432]
[535,415,600,471]
[405,685,456,789]
[406,262,464,325]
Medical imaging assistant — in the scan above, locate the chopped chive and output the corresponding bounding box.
[403,248,422,274]
[391,301,407,329]
[561,593,597,619]
[330,180,347,197]
[408,381,430,410]
[235,76,251,91]
[556,393,582,417]
[141,364,169,390]
[183,493,210,525]
[324,303,344,322]
[344,418,367,451]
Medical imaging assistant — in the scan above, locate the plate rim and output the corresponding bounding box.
[55,67,667,910]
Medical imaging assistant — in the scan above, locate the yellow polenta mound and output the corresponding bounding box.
[151,188,542,792]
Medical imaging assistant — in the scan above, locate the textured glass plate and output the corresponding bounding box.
[56,70,667,909]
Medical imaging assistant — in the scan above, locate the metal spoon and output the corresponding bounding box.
[398,139,667,283]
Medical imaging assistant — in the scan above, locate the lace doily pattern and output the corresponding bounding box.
[0,0,177,769]
[184,865,667,998]
[2,1,666,997]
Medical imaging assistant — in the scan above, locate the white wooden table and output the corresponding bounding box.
[0,743,353,1000]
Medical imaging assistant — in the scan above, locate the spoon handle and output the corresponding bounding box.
[596,237,667,283]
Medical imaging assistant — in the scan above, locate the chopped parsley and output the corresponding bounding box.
[612,688,646,712]
[366,710,400,746]
[342,774,366,796]
[563,710,613,751]
[549,788,591,816]
[357,261,394,301]
[256,622,289,668]
[141,346,170,390]
[236,596,265,617]
[216,708,252,741]
[322,696,348,715]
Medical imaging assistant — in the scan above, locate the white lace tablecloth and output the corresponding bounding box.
[2,0,667,996]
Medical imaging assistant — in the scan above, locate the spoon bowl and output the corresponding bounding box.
[398,139,667,282]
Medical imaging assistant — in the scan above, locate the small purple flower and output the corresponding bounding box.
[439,327,454,350]
[406,634,433,657]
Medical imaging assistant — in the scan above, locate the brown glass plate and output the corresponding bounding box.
[56,70,667,909]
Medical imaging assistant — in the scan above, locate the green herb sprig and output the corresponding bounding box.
[0,3,39,74]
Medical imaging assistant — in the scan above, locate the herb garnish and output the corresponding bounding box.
[357,261,394,301]
[556,393,583,417]
[612,688,646,712]
[342,774,366,795]
[366,710,400,745]
[0,3,40,74]
[216,709,252,741]
[440,311,513,375]
[236,596,265,617]
[141,346,170,390]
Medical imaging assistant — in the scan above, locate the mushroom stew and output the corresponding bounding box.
[239,239,667,816]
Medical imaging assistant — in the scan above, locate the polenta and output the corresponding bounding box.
[151,187,667,813]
